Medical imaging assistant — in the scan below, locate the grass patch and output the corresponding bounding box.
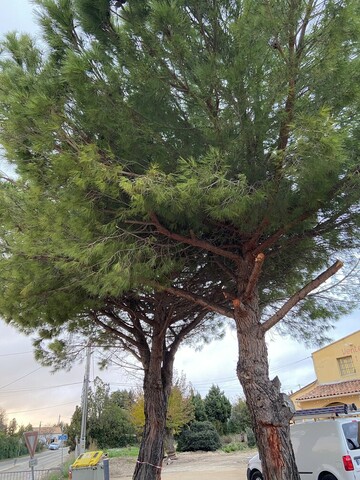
[45,472,63,480]
[221,442,253,453]
[105,446,139,458]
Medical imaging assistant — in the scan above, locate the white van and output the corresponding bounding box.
[247,417,360,480]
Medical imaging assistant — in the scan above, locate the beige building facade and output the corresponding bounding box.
[290,330,360,410]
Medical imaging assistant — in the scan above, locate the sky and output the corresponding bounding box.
[0,0,359,429]
[0,309,358,428]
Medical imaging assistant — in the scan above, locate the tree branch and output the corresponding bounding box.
[168,310,208,356]
[150,212,241,263]
[161,284,234,319]
[91,312,141,350]
[253,212,311,255]
[0,173,17,185]
[261,260,343,332]
[244,253,265,301]
[296,0,315,57]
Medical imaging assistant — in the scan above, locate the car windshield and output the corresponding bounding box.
[342,421,360,450]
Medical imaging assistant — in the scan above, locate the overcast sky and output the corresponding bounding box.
[0,0,359,429]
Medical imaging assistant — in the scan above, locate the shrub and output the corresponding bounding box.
[177,421,221,452]
[221,442,250,453]
[0,433,28,460]
[221,435,233,445]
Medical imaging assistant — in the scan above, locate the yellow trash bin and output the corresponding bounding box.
[71,451,105,480]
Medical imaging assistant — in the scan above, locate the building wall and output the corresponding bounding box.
[290,331,360,411]
[312,331,360,384]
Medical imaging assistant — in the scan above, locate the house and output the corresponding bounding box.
[290,330,360,410]
[34,425,63,445]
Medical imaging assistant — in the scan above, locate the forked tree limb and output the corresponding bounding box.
[90,312,143,358]
[168,310,208,356]
[261,260,343,333]
[163,284,235,319]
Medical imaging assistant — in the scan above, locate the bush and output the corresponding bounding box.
[0,433,28,460]
[221,442,250,453]
[221,435,233,445]
[177,421,221,452]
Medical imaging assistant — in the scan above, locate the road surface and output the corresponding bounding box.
[0,447,70,473]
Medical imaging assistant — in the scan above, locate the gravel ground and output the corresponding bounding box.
[109,449,257,480]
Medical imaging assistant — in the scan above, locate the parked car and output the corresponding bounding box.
[48,442,60,450]
[247,417,360,480]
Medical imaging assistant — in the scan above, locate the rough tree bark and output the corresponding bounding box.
[235,305,299,480]
[132,312,175,480]
[233,255,342,480]
[133,366,169,480]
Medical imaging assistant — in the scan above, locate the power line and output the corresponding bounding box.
[0,351,33,357]
[7,401,77,416]
[270,356,311,373]
[0,366,43,390]
[0,355,312,396]
[0,381,83,395]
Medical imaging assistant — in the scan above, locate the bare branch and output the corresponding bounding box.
[0,173,17,185]
[168,310,208,356]
[261,260,343,332]
[244,253,265,301]
[296,0,316,57]
[161,284,234,319]
[91,312,141,350]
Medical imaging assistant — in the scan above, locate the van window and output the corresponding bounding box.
[342,422,360,450]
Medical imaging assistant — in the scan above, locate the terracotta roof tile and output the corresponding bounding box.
[297,379,360,400]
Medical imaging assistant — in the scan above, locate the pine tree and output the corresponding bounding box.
[204,385,232,435]
[0,3,224,478]
[0,1,359,479]
[228,398,252,435]
[191,392,207,422]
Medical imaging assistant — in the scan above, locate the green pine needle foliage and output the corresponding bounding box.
[0,0,359,354]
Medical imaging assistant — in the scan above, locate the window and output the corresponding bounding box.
[337,356,356,376]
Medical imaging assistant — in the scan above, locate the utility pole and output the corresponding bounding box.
[79,343,91,455]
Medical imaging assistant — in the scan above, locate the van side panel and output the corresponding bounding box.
[291,421,357,480]
[248,418,360,480]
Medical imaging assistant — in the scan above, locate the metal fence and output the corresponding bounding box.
[0,469,62,480]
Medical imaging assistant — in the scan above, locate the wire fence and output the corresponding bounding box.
[0,469,62,480]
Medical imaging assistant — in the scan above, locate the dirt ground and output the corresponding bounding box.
[110,449,257,480]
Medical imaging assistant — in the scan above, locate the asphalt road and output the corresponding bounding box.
[0,447,70,473]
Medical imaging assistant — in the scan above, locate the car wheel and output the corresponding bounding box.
[250,471,263,480]
[321,475,337,480]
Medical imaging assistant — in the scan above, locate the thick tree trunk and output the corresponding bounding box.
[132,307,175,480]
[132,367,167,480]
[235,308,300,480]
